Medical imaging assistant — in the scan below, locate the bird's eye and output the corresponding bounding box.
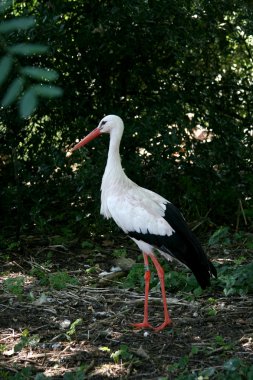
[101,120,107,127]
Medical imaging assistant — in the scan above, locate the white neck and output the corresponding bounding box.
[103,127,125,180]
[100,125,129,218]
[105,131,123,171]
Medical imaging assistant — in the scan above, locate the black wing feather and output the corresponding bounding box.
[129,202,217,289]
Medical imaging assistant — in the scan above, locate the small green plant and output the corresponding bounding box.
[123,263,147,290]
[99,344,132,364]
[3,276,24,299]
[110,344,132,364]
[222,357,253,378]
[66,319,83,340]
[206,307,217,316]
[167,355,190,377]
[0,370,9,380]
[81,240,94,249]
[6,240,20,251]
[30,255,55,286]
[49,271,79,290]
[112,248,127,258]
[30,266,50,286]
[14,329,40,353]
[166,353,253,380]
[213,335,233,352]
[0,344,7,353]
[99,346,111,353]
[31,269,79,289]
[198,358,253,380]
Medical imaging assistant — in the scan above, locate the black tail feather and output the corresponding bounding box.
[129,202,217,289]
[190,258,217,289]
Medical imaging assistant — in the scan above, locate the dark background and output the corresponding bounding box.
[1,0,252,243]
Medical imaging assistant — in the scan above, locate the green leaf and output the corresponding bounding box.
[34,84,63,98]
[223,358,242,372]
[99,346,111,352]
[208,226,230,246]
[0,55,13,86]
[35,373,48,380]
[19,87,38,118]
[201,367,216,377]
[67,318,82,336]
[20,66,59,81]
[8,43,48,56]
[0,17,35,33]
[110,349,122,364]
[114,344,131,361]
[1,77,24,107]
[0,0,12,14]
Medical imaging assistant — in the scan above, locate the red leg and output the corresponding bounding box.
[149,255,172,331]
[132,253,153,329]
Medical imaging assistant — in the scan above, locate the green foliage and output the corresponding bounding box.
[0,55,13,86]
[209,358,253,380]
[99,344,132,364]
[66,318,83,339]
[165,269,200,294]
[214,335,233,351]
[48,271,79,290]
[0,0,252,241]
[167,355,253,380]
[167,355,190,374]
[0,344,7,353]
[123,263,147,290]
[1,358,252,380]
[63,368,86,380]
[219,262,253,296]
[0,8,62,119]
[30,266,49,286]
[112,248,127,258]
[110,344,132,364]
[123,260,201,295]
[0,17,35,33]
[30,265,79,289]
[81,240,94,249]
[3,276,24,298]
[208,226,231,246]
[0,367,51,380]
[0,0,12,14]
[14,329,40,353]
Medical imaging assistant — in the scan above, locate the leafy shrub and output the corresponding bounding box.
[0,0,252,241]
[220,262,253,296]
[123,261,200,295]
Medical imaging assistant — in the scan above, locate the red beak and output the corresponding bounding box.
[71,127,101,152]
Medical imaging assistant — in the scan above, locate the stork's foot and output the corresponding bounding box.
[153,318,172,332]
[131,321,153,330]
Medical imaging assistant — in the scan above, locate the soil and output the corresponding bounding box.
[0,236,253,379]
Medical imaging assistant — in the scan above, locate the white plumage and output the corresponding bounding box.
[99,116,174,241]
[71,114,217,331]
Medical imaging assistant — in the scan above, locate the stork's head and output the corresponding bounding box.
[98,115,123,134]
[71,114,124,152]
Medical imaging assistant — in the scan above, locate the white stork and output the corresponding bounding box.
[71,115,217,331]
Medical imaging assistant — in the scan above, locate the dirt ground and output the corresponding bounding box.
[0,236,253,379]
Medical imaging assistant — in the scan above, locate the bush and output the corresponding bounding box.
[0,0,252,240]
